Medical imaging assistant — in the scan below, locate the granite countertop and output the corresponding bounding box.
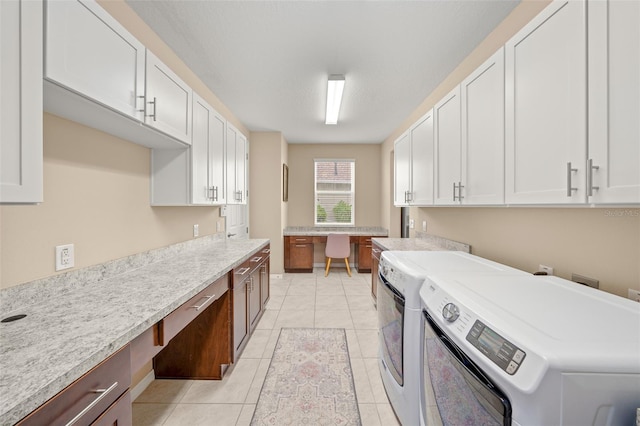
[283,226,388,236]
[371,234,471,253]
[0,238,269,426]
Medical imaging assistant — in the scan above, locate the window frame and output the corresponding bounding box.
[314,158,356,226]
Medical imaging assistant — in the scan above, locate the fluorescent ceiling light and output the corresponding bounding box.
[325,75,345,125]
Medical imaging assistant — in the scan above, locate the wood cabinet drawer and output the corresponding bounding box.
[163,275,229,344]
[130,322,163,374]
[289,236,313,244]
[358,236,372,245]
[234,259,253,283]
[17,345,131,426]
[372,243,383,260]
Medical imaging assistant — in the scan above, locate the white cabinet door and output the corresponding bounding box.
[393,132,411,206]
[410,111,434,206]
[209,109,226,205]
[145,51,192,145]
[0,0,43,203]
[226,123,248,204]
[434,86,462,205]
[505,0,587,204]
[461,49,505,205]
[45,0,145,121]
[588,0,640,204]
[191,93,226,205]
[191,94,213,205]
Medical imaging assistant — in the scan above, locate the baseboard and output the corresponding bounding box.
[270,274,283,279]
[130,369,155,401]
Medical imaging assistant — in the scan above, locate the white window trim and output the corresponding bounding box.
[314,158,355,227]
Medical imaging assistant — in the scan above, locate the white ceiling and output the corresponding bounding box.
[126,0,520,144]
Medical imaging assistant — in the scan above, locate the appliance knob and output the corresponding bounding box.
[442,303,460,322]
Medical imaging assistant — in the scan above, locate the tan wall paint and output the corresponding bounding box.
[287,144,381,227]
[249,132,287,274]
[381,0,640,298]
[1,114,221,288]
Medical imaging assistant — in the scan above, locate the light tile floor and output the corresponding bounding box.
[132,269,399,426]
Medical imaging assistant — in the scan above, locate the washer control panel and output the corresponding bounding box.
[466,320,526,375]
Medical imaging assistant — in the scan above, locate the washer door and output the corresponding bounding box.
[377,271,405,386]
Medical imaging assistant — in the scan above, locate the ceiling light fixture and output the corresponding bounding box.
[325,74,345,125]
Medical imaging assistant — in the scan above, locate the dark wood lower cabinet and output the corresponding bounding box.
[154,289,231,380]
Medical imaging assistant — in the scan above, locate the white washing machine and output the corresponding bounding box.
[377,251,528,426]
[421,273,640,425]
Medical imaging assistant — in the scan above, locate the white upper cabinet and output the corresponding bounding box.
[434,86,462,205]
[45,0,144,120]
[587,0,640,204]
[460,48,505,205]
[1,0,43,203]
[145,51,192,146]
[226,123,248,205]
[191,94,226,205]
[151,94,226,206]
[393,132,411,206]
[44,0,190,149]
[505,0,587,204]
[410,111,435,206]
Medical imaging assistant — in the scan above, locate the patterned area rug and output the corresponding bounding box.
[251,328,361,425]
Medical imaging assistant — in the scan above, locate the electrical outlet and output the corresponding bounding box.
[55,244,75,271]
[409,219,415,229]
[628,289,640,303]
[538,264,553,276]
[422,221,427,232]
[216,221,221,232]
[193,224,199,237]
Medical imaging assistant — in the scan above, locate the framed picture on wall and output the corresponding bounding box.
[283,163,289,202]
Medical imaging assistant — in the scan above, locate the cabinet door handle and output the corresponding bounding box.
[191,295,216,311]
[452,182,458,201]
[262,248,271,254]
[458,182,464,201]
[295,244,307,248]
[566,162,578,196]
[146,97,157,121]
[208,186,214,200]
[251,256,263,262]
[136,95,146,114]
[372,248,381,254]
[64,381,119,426]
[213,186,218,201]
[587,158,599,196]
[237,267,250,275]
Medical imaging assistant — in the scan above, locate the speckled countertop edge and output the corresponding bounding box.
[371,234,471,253]
[283,226,388,236]
[0,238,269,426]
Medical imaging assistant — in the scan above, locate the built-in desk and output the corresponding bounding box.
[283,227,388,273]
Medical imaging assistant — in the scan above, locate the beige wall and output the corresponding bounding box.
[287,144,381,227]
[381,0,640,298]
[249,132,288,274]
[1,1,249,289]
[1,114,222,288]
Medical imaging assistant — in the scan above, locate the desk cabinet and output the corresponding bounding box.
[284,237,314,272]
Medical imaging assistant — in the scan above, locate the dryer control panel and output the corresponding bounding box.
[466,320,526,375]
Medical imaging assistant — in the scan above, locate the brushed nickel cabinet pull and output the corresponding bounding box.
[146,97,157,121]
[566,162,578,196]
[65,381,119,426]
[237,267,250,275]
[587,158,600,196]
[191,295,215,311]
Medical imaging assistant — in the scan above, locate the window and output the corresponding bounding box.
[314,159,355,226]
